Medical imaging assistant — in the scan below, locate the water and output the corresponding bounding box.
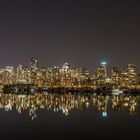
[0,92,140,139]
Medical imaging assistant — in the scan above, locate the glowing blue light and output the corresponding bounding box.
[102,112,107,117]
[101,61,107,65]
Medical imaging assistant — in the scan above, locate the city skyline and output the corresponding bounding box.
[1,58,140,94]
[1,57,140,72]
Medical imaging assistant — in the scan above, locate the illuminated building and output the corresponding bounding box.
[6,66,14,73]
[30,57,38,71]
[16,65,30,84]
[0,58,139,90]
[101,61,107,78]
[0,69,5,90]
[91,62,108,87]
[127,64,137,86]
[60,63,72,87]
[79,67,90,87]
[92,66,107,86]
[111,66,121,85]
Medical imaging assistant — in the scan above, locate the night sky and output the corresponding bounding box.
[0,0,140,71]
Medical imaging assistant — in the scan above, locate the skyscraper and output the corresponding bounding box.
[127,64,137,85]
[111,66,121,85]
[29,58,39,71]
[101,61,107,78]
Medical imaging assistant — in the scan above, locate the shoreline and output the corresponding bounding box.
[2,85,140,95]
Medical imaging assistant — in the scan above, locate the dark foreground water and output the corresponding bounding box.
[0,92,140,140]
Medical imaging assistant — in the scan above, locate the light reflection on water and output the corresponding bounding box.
[0,92,139,120]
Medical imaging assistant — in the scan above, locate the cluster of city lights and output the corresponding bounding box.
[0,93,139,120]
[0,58,139,91]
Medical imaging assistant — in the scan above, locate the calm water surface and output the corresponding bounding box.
[0,92,140,139]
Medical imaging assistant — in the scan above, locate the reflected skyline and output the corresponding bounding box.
[1,92,139,120]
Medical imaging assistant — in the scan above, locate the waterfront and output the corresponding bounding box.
[0,92,140,139]
[0,58,140,139]
[0,58,140,93]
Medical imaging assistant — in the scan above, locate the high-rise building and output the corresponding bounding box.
[29,58,39,71]
[60,63,71,87]
[6,66,14,73]
[111,66,121,85]
[92,65,107,86]
[127,64,136,73]
[127,64,137,85]
[101,61,107,78]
